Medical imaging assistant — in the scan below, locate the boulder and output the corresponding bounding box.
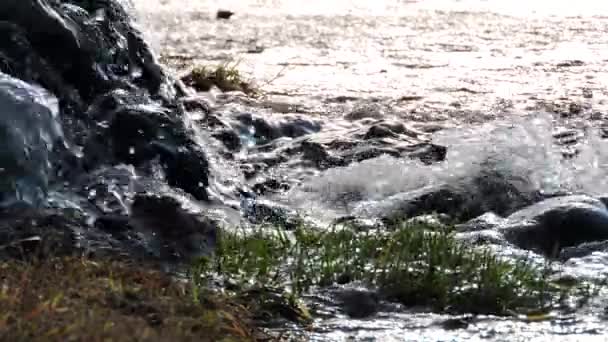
[501,195,608,256]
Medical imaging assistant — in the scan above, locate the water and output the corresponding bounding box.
[0,73,63,206]
[123,0,608,340]
[134,0,608,121]
[2,0,608,340]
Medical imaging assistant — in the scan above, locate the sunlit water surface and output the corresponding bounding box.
[131,1,608,340]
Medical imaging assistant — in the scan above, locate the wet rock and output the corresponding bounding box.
[364,124,399,140]
[234,113,322,145]
[344,103,385,121]
[559,240,608,261]
[94,214,131,234]
[0,0,177,104]
[0,0,105,101]
[180,95,211,114]
[332,216,384,231]
[154,144,210,201]
[556,60,585,68]
[0,206,79,260]
[332,287,380,318]
[244,199,304,229]
[108,104,175,164]
[298,134,445,169]
[70,165,138,216]
[440,316,475,330]
[501,195,608,256]
[357,169,543,224]
[251,178,291,195]
[340,290,380,318]
[213,129,242,151]
[0,0,224,265]
[129,194,218,262]
[0,21,84,112]
[85,98,211,200]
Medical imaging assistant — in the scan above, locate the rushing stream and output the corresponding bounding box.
[3,0,608,341]
[132,1,608,340]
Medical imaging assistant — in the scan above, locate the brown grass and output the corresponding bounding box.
[0,257,265,342]
[181,64,257,95]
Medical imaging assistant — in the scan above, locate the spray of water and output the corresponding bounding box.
[286,113,608,221]
[0,73,64,206]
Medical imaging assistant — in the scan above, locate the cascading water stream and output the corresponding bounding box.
[0,73,64,207]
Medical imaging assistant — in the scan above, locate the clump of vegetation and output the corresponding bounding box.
[193,223,569,316]
[181,63,256,95]
[0,257,262,342]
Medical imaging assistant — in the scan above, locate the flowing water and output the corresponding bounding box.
[4,0,608,340]
[125,1,608,340]
[123,0,608,340]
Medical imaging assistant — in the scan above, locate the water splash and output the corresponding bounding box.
[0,73,64,207]
[285,113,608,221]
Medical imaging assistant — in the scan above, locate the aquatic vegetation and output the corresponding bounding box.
[0,257,261,341]
[182,62,256,95]
[193,222,571,316]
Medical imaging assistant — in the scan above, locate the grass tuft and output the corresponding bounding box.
[194,223,568,316]
[181,63,256,95]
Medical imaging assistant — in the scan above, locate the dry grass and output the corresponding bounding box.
[181,63,256,95]
[0,257,264,342]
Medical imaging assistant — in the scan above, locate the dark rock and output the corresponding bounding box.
[501,195,608,256]
[234,113,322,145]
[0,21,84,112]
[252,178,291,195]
[216,10,235,20]
[364,125,399,139]
[109,105,175,164]
[440,316,475,330]
[244,199,303,229]
[556,60,585,68]
[333,287,380,318]
[559,240,608,261]
[154,144,210,201]
[0,206,80,260]
[129,194,218,262]
[181,95,211,113]
[94,214,131,234]
[357,167,544,223]
[0,0,222,265]
[213,129,242,151]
